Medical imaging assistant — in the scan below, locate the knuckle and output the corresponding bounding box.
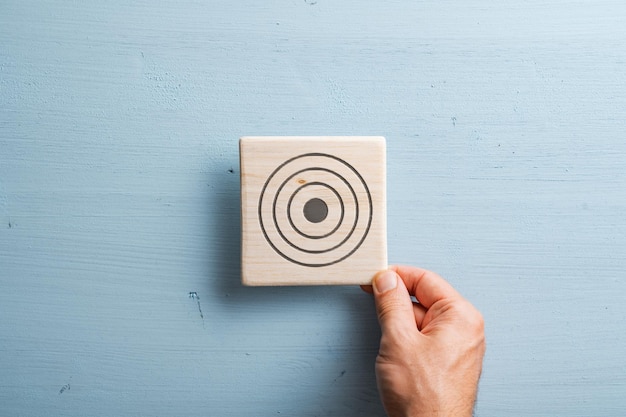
[468,308,485,331]
[452,300,485,334]
[376,296,404,318]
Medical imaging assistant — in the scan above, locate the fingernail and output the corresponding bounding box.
[374,271,397,294]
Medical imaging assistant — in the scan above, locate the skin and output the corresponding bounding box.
[362,265,486,417]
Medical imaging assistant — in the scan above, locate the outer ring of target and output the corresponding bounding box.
[258,153,373,267]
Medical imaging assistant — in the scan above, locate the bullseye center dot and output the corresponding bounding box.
[303,198,328,223]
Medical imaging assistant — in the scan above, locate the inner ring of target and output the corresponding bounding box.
[273,168,359,254]
[287,182,344,239]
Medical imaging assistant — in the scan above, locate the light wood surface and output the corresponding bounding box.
[1,1,626,416]
[240,136,387,285]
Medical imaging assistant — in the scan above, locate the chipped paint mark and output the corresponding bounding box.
[189,292,205,326]
[333,369,347,383]
[59,384,70,395]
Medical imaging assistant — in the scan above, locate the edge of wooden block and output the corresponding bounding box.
[240,135,385,144]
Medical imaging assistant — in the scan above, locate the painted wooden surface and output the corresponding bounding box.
[1,1,625,415]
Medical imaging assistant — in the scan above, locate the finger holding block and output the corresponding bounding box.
[240,136,387,286]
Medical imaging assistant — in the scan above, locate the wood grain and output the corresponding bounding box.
[1,0,625,416]
[240,136,387,285]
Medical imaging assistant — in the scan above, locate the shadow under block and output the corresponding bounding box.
[240,136,387,286]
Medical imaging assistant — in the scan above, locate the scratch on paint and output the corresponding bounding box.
[333,370,346,383]
[189,292,205,327]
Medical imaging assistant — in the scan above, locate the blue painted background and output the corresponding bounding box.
[1,1,625,415]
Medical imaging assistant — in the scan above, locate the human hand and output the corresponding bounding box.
[363,265,485,417]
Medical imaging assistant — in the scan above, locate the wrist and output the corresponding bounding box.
[406,401,474,417]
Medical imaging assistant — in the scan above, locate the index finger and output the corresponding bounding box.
[390,265,461,309]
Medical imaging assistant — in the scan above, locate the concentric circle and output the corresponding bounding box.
[287,182,344,239]
[258,153,372,267]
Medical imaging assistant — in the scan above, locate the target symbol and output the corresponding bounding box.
[258,153,373,267]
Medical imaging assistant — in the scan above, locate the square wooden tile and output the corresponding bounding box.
[239,136,387,285]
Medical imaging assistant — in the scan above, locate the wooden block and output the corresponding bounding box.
[239,136,387,286]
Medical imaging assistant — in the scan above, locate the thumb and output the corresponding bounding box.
[373,270,416,338]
